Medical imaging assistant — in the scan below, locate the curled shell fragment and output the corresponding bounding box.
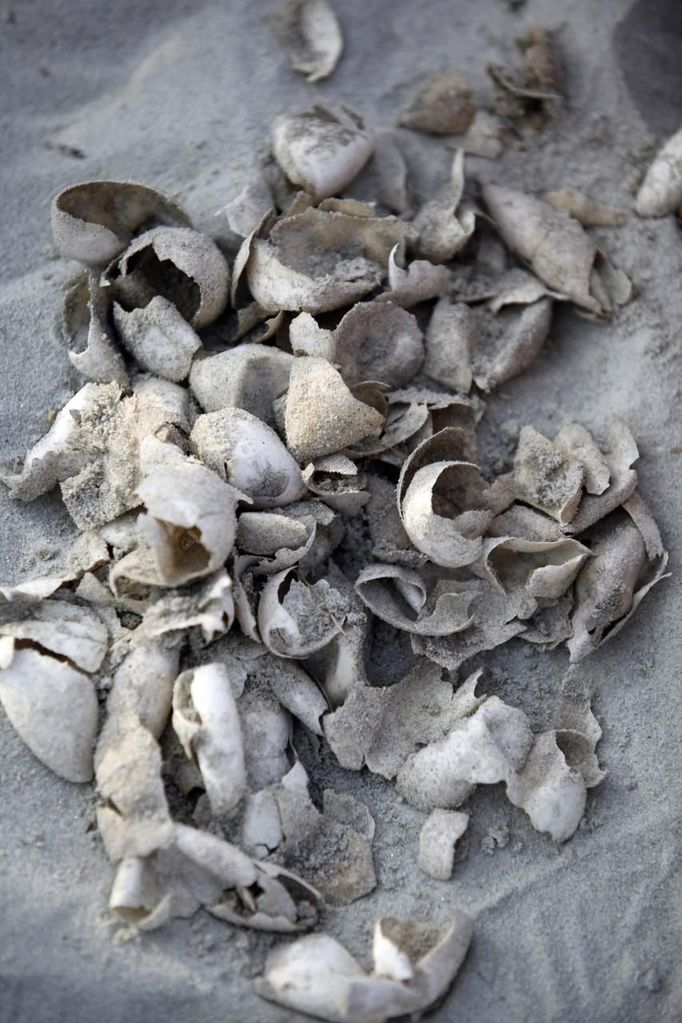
[271,0,344,83]
[109,226,230,328]
[52,179,189,266]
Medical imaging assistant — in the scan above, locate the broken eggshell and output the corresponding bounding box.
[258,567,344,658]
[190,407,305,508]
[112,297,201,382]
[62,270,129,386]
[482,184,629,318]
[172,663,247,815]
[272,106,372,200]
[51,179,190,266]
[0,637,98,783]
[284,356,385,463]
[109,226,230,329]
[399,70,476,136]
[270,0,344,83]
[635,127,682,217]
[136,437,242,586]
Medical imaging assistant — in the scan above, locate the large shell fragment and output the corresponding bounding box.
[136,438,241,586]
[108,226,230,328]
[482,185,629,318]
[284,357,385,463]
[247,204,406,314]
[272,107,372,200]
[397,694,533,810]
[0,599,108,672]
[110,823,319,933]
[0,637,98,783]
[513,425,585,524]
[190,345,293,426]
[635,127,682,217]
[190,407,305,507]
[112,297,201,382]
[255,910,473,1022]
[172,663,246,815]
[291,300,424,387]
[271,0,343,83]
[399,71,476,136]
[52,180,189,266]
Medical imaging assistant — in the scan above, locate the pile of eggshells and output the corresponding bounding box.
[0,53,677,1022]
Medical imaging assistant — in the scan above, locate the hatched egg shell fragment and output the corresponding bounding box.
[62,270,129,386]
[423,298,475,393]
[284,357,385,463]
[272,106,373,200]
[513,425,585,524]
[51,179,190,266]
[0,638,98,783]
[190,408,305,508]
[258,568,343,658]
[111,226,230,328]
[136,437,241,587]
[113,297,201,382]
[255,911,474,1022]
[190,345,294,427]
[271,0,343,83]
[482,184,625,317]
[635,127,682,217]
[172,663,246,815]
[397,696,533,811]
[399,70,476,136]
[292,300,424,388]
[0,600,108,673]
[418,809,469,880]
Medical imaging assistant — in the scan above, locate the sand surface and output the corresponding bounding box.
[1,0,681,1020]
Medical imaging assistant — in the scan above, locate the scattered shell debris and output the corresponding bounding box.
[0,30,673,1021]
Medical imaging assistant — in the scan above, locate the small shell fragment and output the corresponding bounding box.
[51,180,190,266]
[271,0,343,83]
[506,728,603,842]
[635,127,682,217]
[377,245,449,309]
[412,150,475,262]
[62,271,128,386]
[543,188,628,226]
[513,425,585,524]
[258,567,344,658]
[423,298,475,393]
[0,638,98,783]
[418,809,469,880]
[354,563,474,636]
[272,107,373,200]
[399,71,476,136]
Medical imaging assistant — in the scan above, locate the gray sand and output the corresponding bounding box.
[1,1,681,1021]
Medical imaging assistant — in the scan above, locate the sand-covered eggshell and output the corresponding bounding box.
[52,179,190,266]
